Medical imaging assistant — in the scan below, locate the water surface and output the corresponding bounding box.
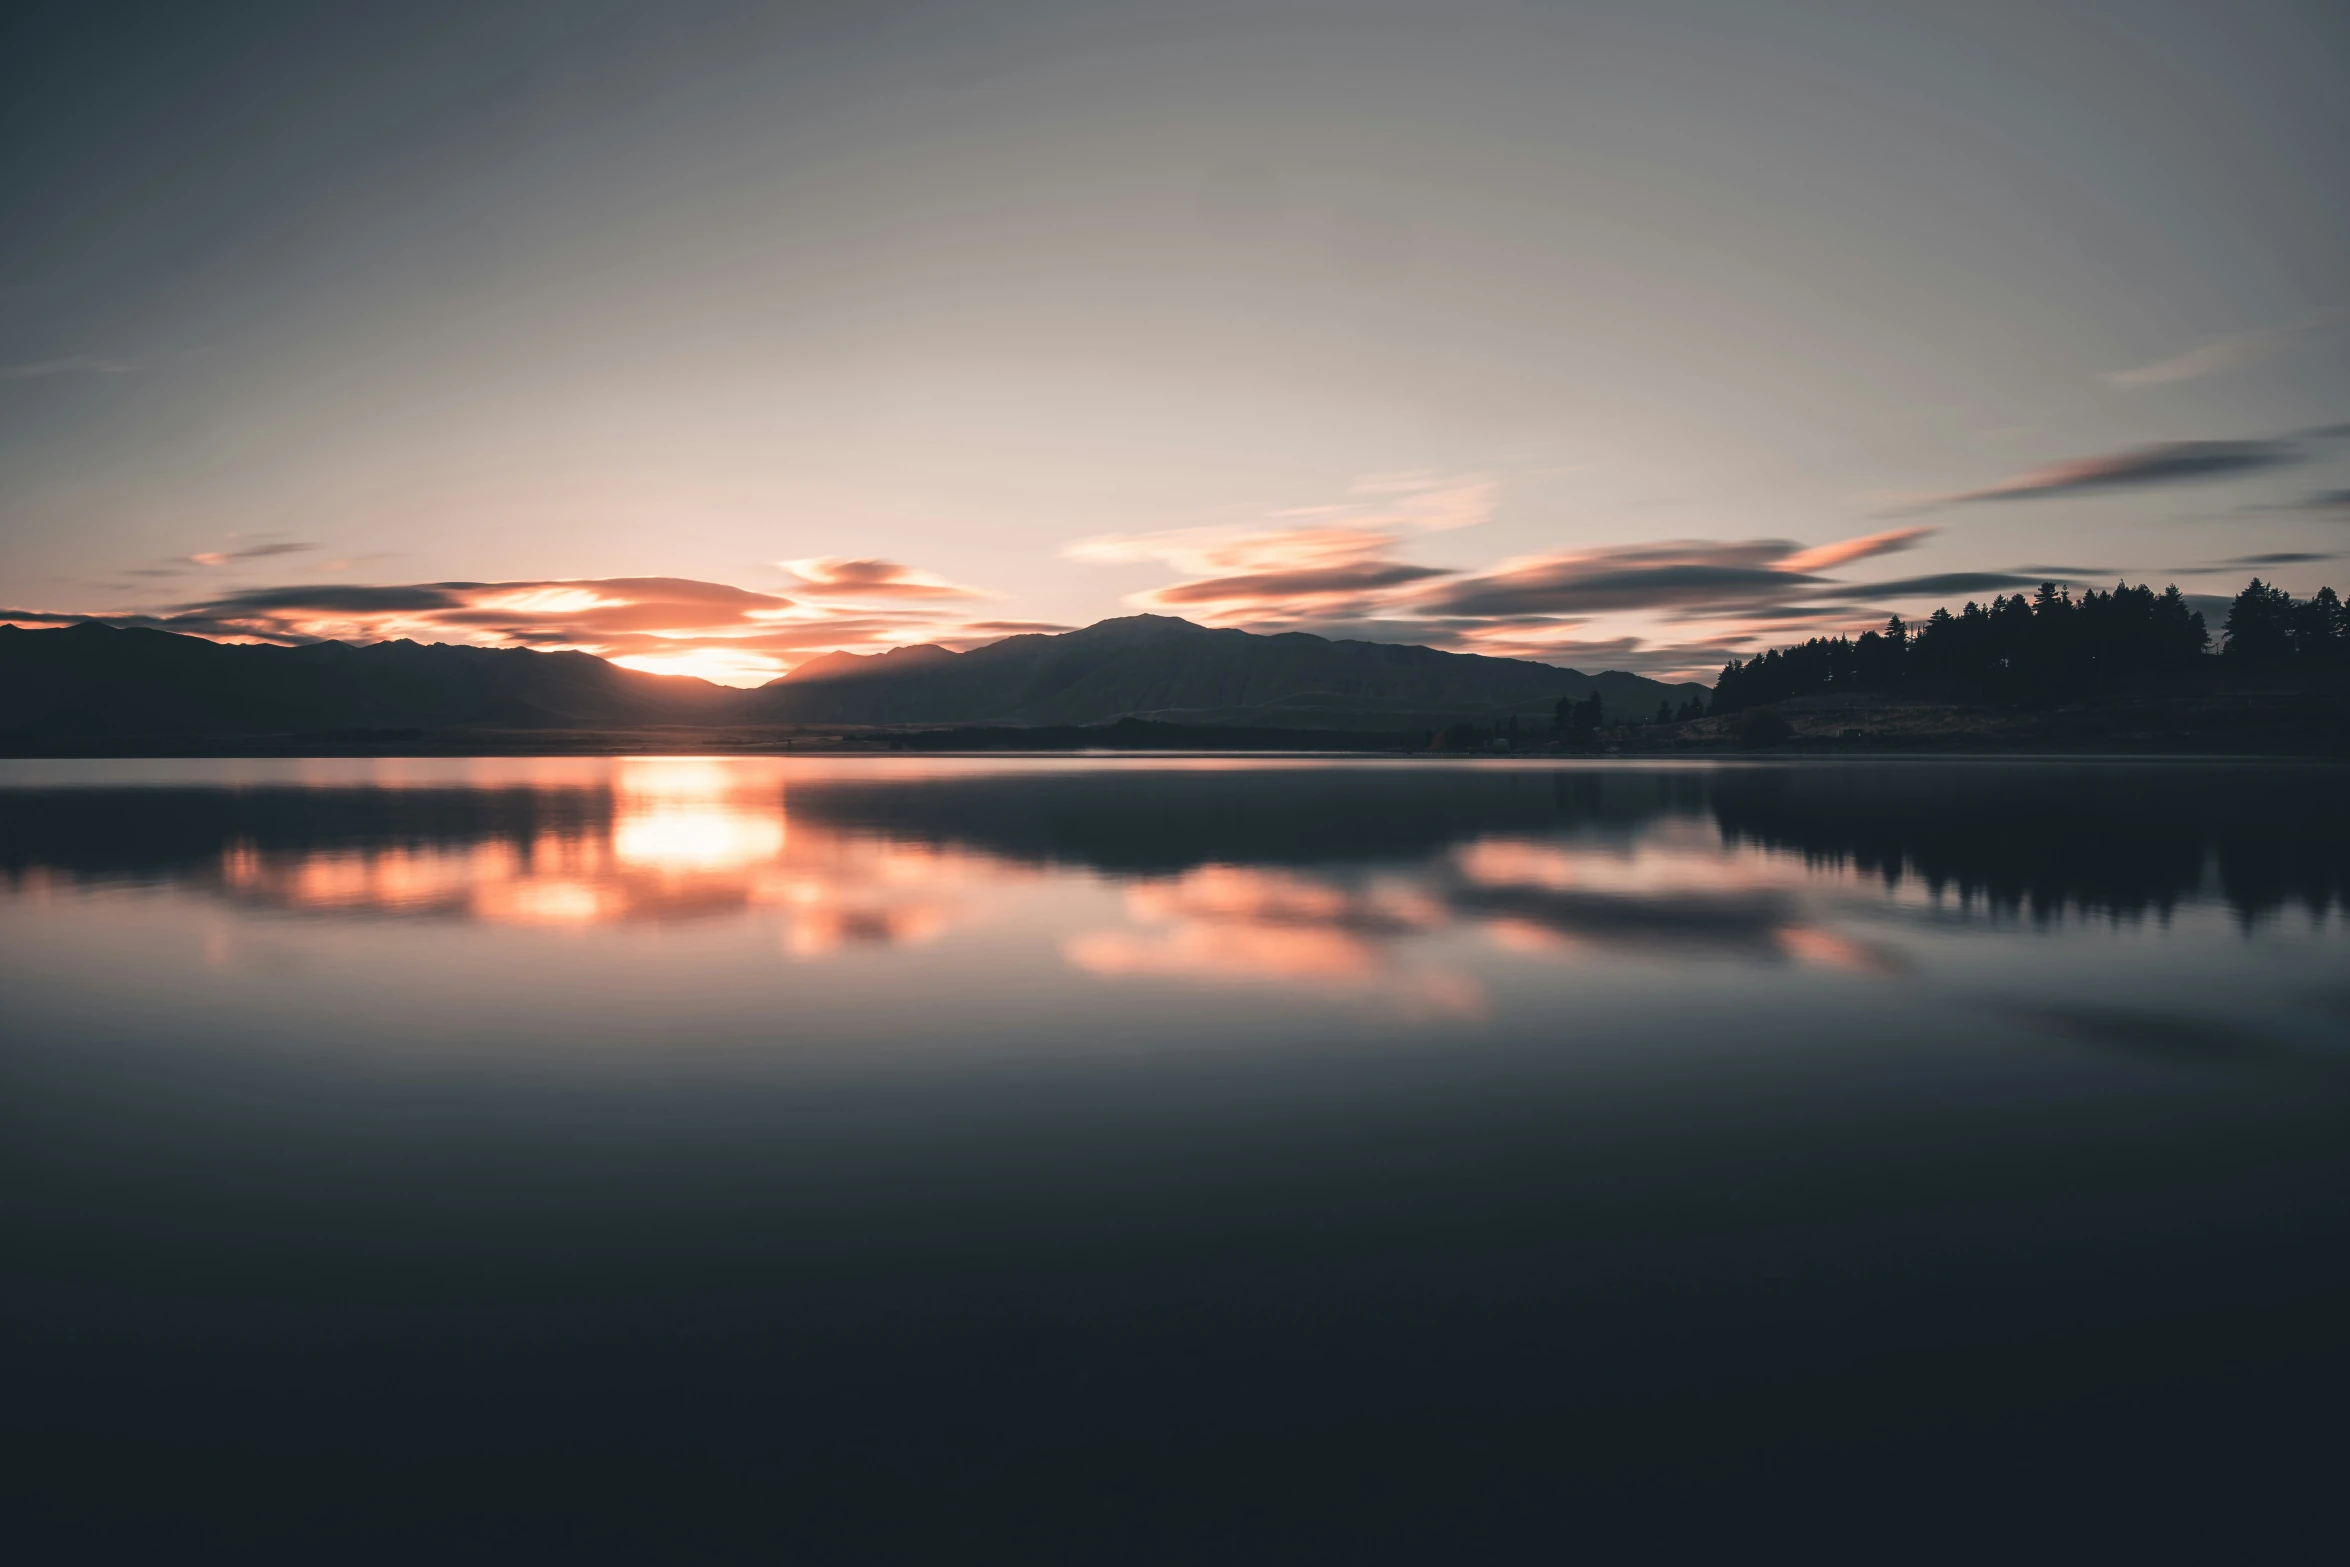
[5,758,2345,1557]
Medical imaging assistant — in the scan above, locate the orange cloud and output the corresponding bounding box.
[25,570,1014,687]
[1776,527,1936,574]
[779,558,988,600]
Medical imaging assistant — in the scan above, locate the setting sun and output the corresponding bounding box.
[611,647,789,686]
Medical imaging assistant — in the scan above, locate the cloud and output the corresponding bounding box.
[1149,559,1452,608]
[2246,488,2350,515]
[780,558,986,599]
[1803,571,2053,601]
[188,541,316,566]
[191,583,474,614]
[1932,439,2300,506]
[1270,470,1500,534]
[1063,472,1497,611]
[2211,552,2337,568]
[1072,518,1460,624]
[1775,526,1935,573]
[1430,556,1805,619]
[959,619,1076,636]
[1089,521,1934,630]
[1423,534,1926,620]
[1071,493,1975,679]
[2105,309,2343,388]
[0,354,134,381]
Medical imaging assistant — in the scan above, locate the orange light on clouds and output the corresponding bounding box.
[473,585,630,615]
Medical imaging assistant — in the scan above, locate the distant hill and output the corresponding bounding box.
[746,614,1706,729]
[0,615,1707,742]
[0,621,737,737]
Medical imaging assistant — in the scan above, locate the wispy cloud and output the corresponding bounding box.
[0,354,134,381]
[1775,526,1935,573]
[1071,484,1964,677]
[188,541,317,567]
[1802,570,2053,601]
[1266,470,1501,534]
[2208,551,2338,568]
[2243,488,2350,516]
[1067,471,1498,626]
[1899,421,2350,512]
[1070,472,1496,574]
[2105,309,2343,388]
[1148,559,1451,609]
[779,558,988,600]
[1428,547,1800,619]
[1934,439,2299,505]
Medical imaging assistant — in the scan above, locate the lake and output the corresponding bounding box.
[5,756,2346,1558]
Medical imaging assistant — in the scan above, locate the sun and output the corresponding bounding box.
[611,647,787,686]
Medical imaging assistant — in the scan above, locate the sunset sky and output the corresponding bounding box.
[3,0,2346,684]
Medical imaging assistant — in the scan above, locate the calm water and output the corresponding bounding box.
[5,757,2347,1558]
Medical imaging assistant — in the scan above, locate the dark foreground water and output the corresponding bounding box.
[4,757,2346,1559]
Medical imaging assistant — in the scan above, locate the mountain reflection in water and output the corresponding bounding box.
[7,758,2343,917]
[2,757,2343,1026]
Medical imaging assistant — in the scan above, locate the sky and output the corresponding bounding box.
[3,0,2346,685]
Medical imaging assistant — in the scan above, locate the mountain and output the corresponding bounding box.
[0,615,1708,741]
[743,614,1707,729]
[0,621,737,737]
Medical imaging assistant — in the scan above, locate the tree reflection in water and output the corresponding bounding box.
[2,760,2342,1005]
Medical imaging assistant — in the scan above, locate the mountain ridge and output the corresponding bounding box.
[0,614,1707,739]
[743,613,1704,729]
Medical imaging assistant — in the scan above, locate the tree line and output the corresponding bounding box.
[1710,577,2345,715]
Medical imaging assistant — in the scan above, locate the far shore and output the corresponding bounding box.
[4,702,2345,762]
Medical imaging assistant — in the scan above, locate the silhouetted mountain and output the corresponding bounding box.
[2,614,1706,741]
[746,614,1706,728]
[0,621,737,737]
[781,644,960,684]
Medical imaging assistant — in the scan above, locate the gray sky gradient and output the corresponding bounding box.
[3,0,2346,679]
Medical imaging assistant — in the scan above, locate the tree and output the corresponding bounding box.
[2152,585,2208,668]
[2294,586,2346,659]
[2223,579,2297,660]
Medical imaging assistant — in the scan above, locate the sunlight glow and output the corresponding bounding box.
[613,807,786,871]
[473,586,629,615]
[610,646,788,685]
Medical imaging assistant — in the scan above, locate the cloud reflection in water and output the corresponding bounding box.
[7,759,2340,1018]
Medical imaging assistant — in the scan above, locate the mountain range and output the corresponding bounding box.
[1,614,1706,740]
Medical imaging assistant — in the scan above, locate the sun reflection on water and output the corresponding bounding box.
[206,764,1032,957]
